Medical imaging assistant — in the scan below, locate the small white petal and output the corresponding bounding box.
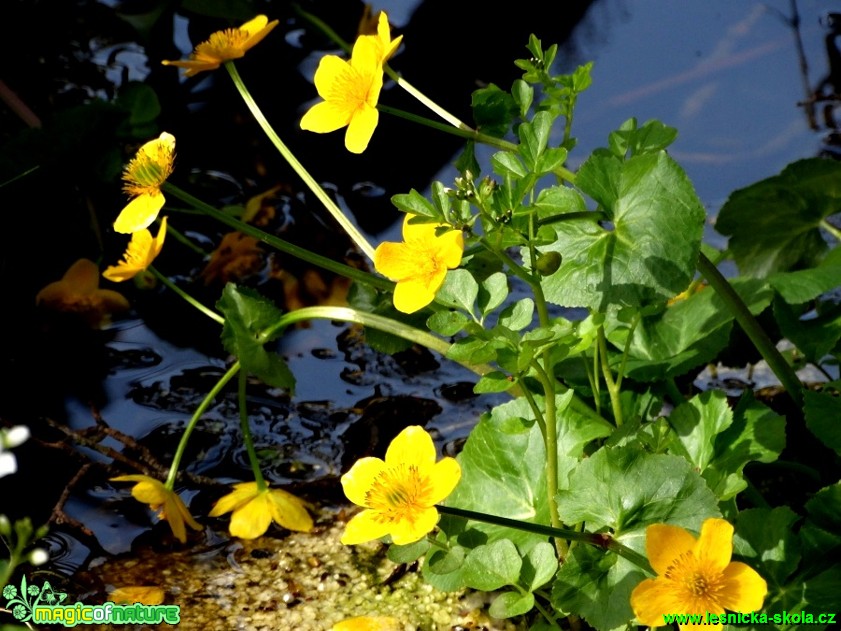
[29,548,49,566]
[0,453,17,478]
[4,426,30,448]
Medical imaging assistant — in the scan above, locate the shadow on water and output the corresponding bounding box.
[0,0,838,610]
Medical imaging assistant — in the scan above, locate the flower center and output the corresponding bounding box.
[203,28,251,58]
[365,463,432,523]
[664,551,724,608]
[122,142,174,196]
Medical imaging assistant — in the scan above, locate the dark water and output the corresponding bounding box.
[0,0,837,576]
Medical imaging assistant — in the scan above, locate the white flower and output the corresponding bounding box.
[3,425,30,449]
[29,549,49,566]
[0,452,17,478]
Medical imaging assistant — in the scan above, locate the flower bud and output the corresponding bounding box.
[535,251,562,276]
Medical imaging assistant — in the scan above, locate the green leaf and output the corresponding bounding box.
[800,482,841,575]
[668,391,733,472]
[609,279,773,381]
[492,151,528,178]
[391,188,438,219]
[551,544,642,631]
[472,83,516,138]
[702,391,786,501]
[489,591,535,619]
[556,445,720,540]
[518,111,554,169]
[473,371,515,394]
[768,246,841,304]
[521,541,558,591]
[733,507,801,585]
[426,310,469,336]
[804,390,841,454]
[775,299,841,364]
[534,184,588,217]
[478,272,509,315]
[422,544,468,591]
[217,284,295,392]
[435,269,478,315]
[462,539,522,590]
[387,538,430,564]
[533,151,706,310]
[716,158,841,277]
[512,79,533,117]
[498,298,534,330]
[607,117,678,158]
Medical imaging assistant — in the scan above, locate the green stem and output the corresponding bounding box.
[163,183,392,291]
[224,61,376,261]
[149,266,225,325]
[597,325,624,426]
[436,505,652,573]
[166,362,240,489]
[820,218,841,241]
[382,69,471,130]
[238,371,267,491]
[163,219,209,257]
[697,252,803,406]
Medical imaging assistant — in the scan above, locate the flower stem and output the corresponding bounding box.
[224,61,376,261]
[163,183,392,291]
[382,68,471,130]
[149,266,224,325]
[436,505,653,573]
[238,370,267,492]
[166,362,240,490]
[697,252,803,406]
[597,324,624,426]
[820,218,841,241]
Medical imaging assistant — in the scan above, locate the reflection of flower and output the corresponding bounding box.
[114,133,175,234]
[200,231,263,285]
[112,475,202,543]
[103,217,167,282]
[3,584,17,599]
[109,586,165,605]
[340,425,461,545]
[162,15,278,77]
[209,482,313,539]
[331,615,401,631]
[374,215,463,314]
[35,258,130,327]
[299,35,383,154]
[631,518,767,631]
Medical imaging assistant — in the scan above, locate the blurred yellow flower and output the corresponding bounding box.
[112,474,202,543]
[374,215,463,314]
[113,132,175,234]
[162,15,279,77]
[340,425,460,545]
[108,586,165,606]
[209,481,313,539]
[103,217,167,282]
[332,615,401,631]
[631,518,767,631]
[359,11,403,65]
[36,258,130,327]
[299,36,383,154]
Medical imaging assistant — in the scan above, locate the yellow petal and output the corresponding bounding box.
[340,509,391,545]
[267,487,314,532]
[300,100,353,134]
[392,274,442,313]
[229,493,273,539]
[62,258,101,294]
[161,58,221,77]
[209,481,260,517]
[109,586,165,606]
[341,457,386,507]
[695,518,733,573]
[437,229,465,268]
[645,523,697,576]
[389,505,439,545]
[114,192,165,234]
[164,496,188,543]
[373,241,417,281]
[241,16,279,50]
[385,426,435,470]
[345,103,379,154]
[718,561,767,612]
[630,577,686,627]
[427,457,461,504]
[312,55,354,100]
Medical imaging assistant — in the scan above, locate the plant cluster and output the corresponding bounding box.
[21,7,841,630]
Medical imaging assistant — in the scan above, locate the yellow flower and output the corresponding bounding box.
[630,518,767,631]
[299,35,383,154]
[209,481,313,539]
[332,615,401,631]
[162,15,279,77]
[374,215,463,314]
[113,132,175,234]
[359,11,403,65]
[340,425,461,545]
[108,586,165,606]
[103,217,167,282]
[112,475,203,543]
[36,258,130,327]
